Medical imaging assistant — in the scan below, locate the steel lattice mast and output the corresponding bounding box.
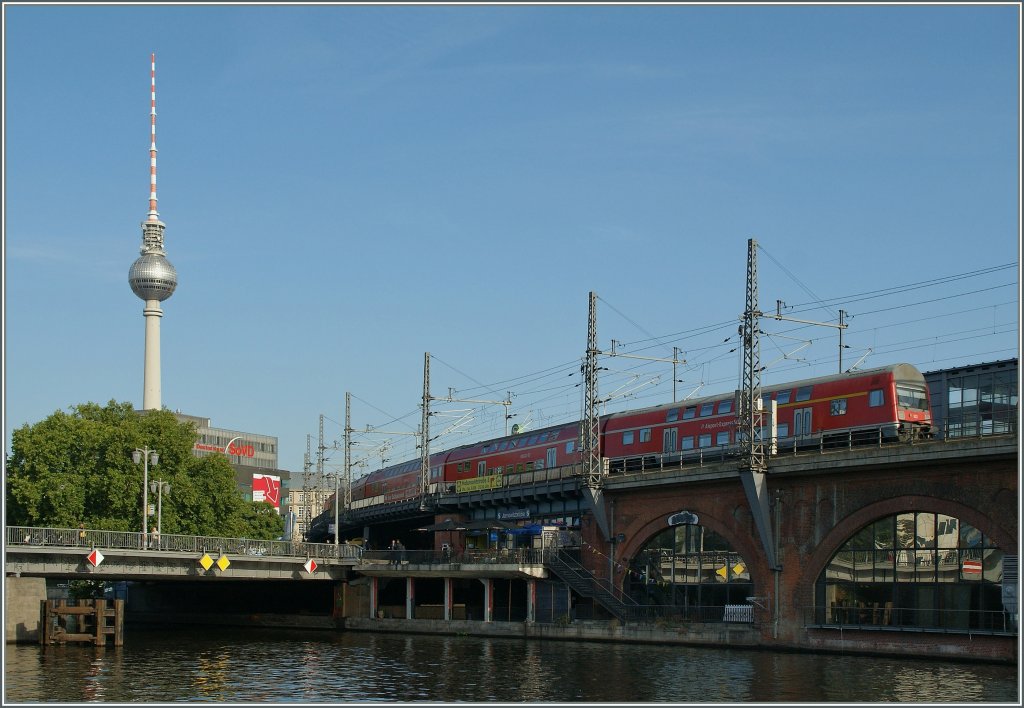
[420,352,431,503]
[344,392,353,519]
[738,238,779,570]
[582,291,602,489]
[739,239,765,473]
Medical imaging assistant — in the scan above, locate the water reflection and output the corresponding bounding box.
[3,627,1017,703]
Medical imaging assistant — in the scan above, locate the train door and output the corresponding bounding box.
[794,407,813,437]
[546,447,557,469]
[663,428,677,453]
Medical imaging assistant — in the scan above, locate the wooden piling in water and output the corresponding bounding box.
[40,598,124,646]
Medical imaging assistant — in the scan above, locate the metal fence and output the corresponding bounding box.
[6,526,360,560]
[804,605,1016,635]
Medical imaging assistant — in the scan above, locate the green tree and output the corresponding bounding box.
[6,401,269,538]
[239,501,286,540]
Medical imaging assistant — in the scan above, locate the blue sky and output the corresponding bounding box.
[3,3,1020,478]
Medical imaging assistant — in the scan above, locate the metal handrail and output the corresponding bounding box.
[803,605,1017,635]
[6,526,360,560]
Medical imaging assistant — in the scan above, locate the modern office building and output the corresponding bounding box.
[173,412,292,512]
[923,358,1018,439]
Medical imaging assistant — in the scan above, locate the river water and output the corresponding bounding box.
[3,627,1018,703]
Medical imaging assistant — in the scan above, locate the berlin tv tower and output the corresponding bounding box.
[128,53,177,410]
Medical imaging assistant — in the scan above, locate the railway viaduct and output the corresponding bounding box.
[580,434,1018,658]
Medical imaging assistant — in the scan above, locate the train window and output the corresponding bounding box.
[869,389,884,407]
[516,463,525,473]
[699,402,715,417]
[777,390,792,404]
[897,386,928,410]
[667,408,679,422]
[830,399,848,416]
[528,435,538,445]
[718,399,733,414]
[778,422,790,438]
[681,436,694,450]
[796,386,812,402]
[623,431,635,445]
[698,433,712,448]
[683,406,696,420]
[499,441,509,451]
[716,431,730,446]
[565,440,576,454]
[538,432,549,443]
[640,428,652,443]
[477,461,487,476]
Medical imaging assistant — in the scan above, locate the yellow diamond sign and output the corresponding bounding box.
[216,555,231,571]
[199,553,214,571]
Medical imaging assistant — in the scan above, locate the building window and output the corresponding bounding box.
[869,389,884,407]
[623,431,635,445]
[817,512,1006,632]
[627,525,752,609]
[830,398,848,416]
[639,428,652,443]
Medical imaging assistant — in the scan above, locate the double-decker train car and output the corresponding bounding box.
[305,363,932,541]
[443,421,582,485]
[603,363,932,471]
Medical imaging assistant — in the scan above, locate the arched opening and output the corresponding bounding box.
[625,524,752,619]
[815,511,1012,633]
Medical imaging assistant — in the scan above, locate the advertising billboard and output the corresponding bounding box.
[252,473,282,510]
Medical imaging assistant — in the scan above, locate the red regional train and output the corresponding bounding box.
[309,363,932,539]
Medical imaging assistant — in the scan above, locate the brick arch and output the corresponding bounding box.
[792,494,1019,611]
[613,507,765,594]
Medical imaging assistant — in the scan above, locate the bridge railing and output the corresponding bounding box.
[803,605,1016,635]
[358,547,546,567]
[6,526,360,561]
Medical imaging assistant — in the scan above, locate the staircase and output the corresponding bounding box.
[544,550,640,622]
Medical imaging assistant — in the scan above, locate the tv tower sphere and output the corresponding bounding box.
[129,241,177,301]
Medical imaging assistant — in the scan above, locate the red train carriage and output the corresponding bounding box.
[602,363,932,471]
[444,421,582,487]
[329,363,931,520]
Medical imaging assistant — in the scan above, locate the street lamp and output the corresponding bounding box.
[132,447,158,546]
[149,479,170,546]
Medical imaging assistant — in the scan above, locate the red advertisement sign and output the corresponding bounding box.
[252,474,281,509]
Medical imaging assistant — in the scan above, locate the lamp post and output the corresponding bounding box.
[149,479,170,545]
[132,447,158,546]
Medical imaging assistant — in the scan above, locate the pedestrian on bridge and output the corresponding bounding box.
[150,526,160,550]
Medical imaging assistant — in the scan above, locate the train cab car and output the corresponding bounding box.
[765,363,932,448]
[444,421,582,487]
[602,363,932,472]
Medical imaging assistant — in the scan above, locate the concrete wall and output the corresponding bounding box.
[5,576,46,643]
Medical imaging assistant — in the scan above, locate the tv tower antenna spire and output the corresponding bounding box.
[128,53,178,410]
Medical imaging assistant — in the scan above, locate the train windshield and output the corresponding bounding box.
[896,385,928,411]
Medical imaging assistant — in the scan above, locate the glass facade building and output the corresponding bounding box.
[924,358,1018,439]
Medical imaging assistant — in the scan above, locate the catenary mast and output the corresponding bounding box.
[128,53,178,410]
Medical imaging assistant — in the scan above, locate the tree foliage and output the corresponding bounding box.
[6,401,282,539]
